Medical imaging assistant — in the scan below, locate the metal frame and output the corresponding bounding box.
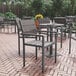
[69,28,76,54]
[16,18,57,73]
[54,17,67,48]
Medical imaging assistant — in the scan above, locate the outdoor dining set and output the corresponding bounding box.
[0,16,76,73]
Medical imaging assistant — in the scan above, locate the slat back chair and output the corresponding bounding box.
[54,17,66,31]
[16,18,37,55]
[68,16,76,54]
[54,17,66,24]
[69,28,76,54]
[66,16,76,37]
[38,17,50,23]
[73,16,76,22]
[73,16,76,36]
[16,18,57,73]
[38,18,56,52]
[66,16,76,30]
[66,16,75,23]
[38,18,51,41]
[38,17,50,28]
[66,16,74,28]
[38,17,50,30]
[54,17,66,48]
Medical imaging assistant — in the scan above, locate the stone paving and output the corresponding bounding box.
[0,31,76,76]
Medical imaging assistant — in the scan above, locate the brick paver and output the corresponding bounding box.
[0,30,76,76]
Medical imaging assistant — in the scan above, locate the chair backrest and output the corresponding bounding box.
[22,16,32,20]
[66,16,76,23]
[73,17,76,22]
[38,17,50,24]
[54,17,66,24]
[19,19,37,34]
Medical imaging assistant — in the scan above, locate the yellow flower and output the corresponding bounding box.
[35,14,43,20]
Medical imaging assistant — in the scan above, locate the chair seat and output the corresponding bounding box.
[25,40,54,48]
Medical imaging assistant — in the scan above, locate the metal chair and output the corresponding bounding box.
[54,17,66,48]
[16,18,57,73]
[38,18,51,41]
[37,18,57,54]
[69,27,76,54]
[66,16,76,37]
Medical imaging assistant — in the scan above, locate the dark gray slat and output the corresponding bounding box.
[38,18,50,24]
[24,40,54,48]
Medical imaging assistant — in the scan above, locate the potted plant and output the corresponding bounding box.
[35,13,43,29]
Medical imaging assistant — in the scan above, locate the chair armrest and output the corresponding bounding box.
[22,33,44,38]
[38,30,57,33]
[22,33,45,45]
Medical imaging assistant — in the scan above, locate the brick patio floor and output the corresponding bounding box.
[0,31,76,76]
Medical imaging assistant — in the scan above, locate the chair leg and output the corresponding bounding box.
[55,33,57,63]
[47,28,49,41]
[55,44,57,63]
[47,28,49,50]
[61,27,62,48]
[35,46,37,59]
[39,32,41,50]
[64,30,66,40]
[42,37,44,73]
[69,33,71,54]
[15,24,16,33]
[42,46,44,73]
[18,35,20,55]
[50,29,53,55]
[23,37,25,67]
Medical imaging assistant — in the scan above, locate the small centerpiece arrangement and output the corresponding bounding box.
[35,13,43,29]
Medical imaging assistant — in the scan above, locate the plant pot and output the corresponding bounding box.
[35,19,39,29]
